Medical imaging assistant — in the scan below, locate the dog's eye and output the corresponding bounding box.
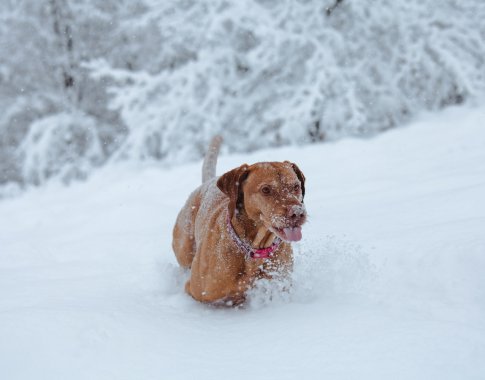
[293,184,300,192]
[261,186,271,195]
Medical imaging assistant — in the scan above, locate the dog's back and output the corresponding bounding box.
[172,136,225,269]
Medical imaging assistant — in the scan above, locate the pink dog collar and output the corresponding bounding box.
[226,211,281,259]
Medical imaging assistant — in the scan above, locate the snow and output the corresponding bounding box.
[3,0,485,187]
[1,105,485,379]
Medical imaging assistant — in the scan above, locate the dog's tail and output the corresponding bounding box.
[202,135,223,183]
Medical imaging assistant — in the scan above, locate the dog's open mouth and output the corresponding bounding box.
[272,226,302,242]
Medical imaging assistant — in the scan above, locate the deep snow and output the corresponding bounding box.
[1,106,485,379]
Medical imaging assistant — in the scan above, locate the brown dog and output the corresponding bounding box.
[172,137,307,305]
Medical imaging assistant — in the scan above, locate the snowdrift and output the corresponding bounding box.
[1,106,485,379]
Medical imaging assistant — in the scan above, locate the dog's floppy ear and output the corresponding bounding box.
[285,161,306,200]
[217,164,250,219]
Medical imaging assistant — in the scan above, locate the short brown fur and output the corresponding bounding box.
[172,141,306,305]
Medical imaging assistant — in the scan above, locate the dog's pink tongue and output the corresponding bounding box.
[283,227,302,242]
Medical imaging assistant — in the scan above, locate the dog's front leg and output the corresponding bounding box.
[230,259,265,296]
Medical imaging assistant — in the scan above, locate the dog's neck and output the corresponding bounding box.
[232,211,276,249]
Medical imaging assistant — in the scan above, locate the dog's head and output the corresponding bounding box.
[217,161,307,242]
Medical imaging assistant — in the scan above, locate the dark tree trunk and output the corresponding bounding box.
[49,0,77,101]
[326,0,344,16]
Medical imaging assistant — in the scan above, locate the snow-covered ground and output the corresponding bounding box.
[1,106,485,379]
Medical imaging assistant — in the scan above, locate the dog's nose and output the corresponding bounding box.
[287,204,306,223]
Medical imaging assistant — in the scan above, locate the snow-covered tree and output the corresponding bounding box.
[1,0,485,190]
[0,0,128,186]
[91,0,485,164]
